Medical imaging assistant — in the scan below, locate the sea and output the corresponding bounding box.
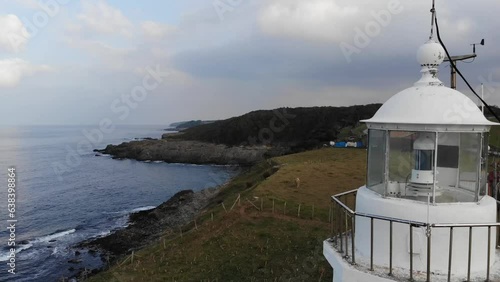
[0,125,238,281]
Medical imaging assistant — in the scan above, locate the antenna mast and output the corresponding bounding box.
[429,0,436,40]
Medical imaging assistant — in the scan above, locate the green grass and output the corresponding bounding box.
[88,148,368,282]
[87,126,500,281]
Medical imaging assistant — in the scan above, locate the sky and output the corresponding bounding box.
[1,0,500,126]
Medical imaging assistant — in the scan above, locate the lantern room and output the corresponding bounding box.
[363,41,493,204]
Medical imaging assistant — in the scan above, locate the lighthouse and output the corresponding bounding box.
[323,8,500,282]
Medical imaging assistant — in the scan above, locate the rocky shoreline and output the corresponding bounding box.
[71,188,219,280]
[95,139,288,165]
[82,188,217,256]
[70,138,285,280]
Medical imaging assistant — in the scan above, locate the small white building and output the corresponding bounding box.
[323,39,500,281]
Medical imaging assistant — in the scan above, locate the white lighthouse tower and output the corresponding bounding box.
[323,8,500,282]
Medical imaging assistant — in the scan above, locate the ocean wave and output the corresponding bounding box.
[33,229,76,243]
[95,153,112,158]
[96,230,111,237]
[104,205,156,215]
[131,206,156,213]
[0,243,33,262]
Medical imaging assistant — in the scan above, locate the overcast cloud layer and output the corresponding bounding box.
[1,0,500,125]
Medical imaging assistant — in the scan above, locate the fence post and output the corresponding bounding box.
[338,204,342,249]
[389,221,393,276]
[467,227,472,281]
[330,202,334,239]
[487,226,492,281]
[351,215,356,264]
[370,217,374,271]
[345,212,349,258]
[426,225,431,282]
[410,225,413,281]
[448,227,453,282]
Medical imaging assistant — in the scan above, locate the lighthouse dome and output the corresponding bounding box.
[363,41,495,127]
[364,85,493,126]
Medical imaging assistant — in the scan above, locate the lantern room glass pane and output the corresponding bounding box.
[367,129,386,195]
[458,133,481,195]
[435,133,460,203]
[388,131,414,183]
[480,133,489,197]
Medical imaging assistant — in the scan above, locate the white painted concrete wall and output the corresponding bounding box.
[354,186,497,276]
[324,241,394,282]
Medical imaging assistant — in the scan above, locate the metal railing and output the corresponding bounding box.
[329,189,500,282]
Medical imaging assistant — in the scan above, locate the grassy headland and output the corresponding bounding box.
[88,148,366,281]
[87,104,500,281]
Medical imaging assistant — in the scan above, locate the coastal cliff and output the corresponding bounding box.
[95,139,288,165]
[94,105,383,165]
[81,188,218,259]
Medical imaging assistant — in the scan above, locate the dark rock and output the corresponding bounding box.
[49,239,57,243]
[80,188,217,259]
[68,267,75,271]
[75,251,81,256]
[19,240,29,245]
[68,259,82,264]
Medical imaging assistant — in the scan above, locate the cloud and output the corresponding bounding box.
[77,1,134,37]
[0,14,30,53]
[11,0,39,9]
[141,21,176,40]
[65,37,136,70]
[0,58,52,88]
[257,0,440,44]
[258,0,367,43]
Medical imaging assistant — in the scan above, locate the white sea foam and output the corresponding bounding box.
[96,230,111,237]
[0,243,33,262]
[105,205,156,215]
[33,229,76,243]
[131,206,156,213]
